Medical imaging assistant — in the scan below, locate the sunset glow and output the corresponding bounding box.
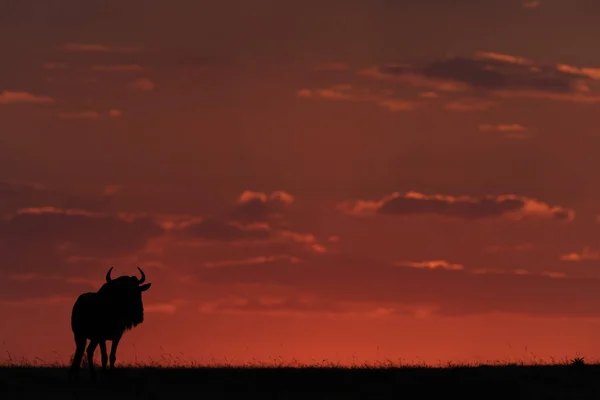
[3,0,600,367]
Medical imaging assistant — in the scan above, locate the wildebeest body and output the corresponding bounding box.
[71,292,134,340]
[68,267,151,381]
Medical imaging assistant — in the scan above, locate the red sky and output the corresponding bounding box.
[2,0,600,366]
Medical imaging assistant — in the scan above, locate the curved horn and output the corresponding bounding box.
[106,266,114,282]
[137,266,146,284]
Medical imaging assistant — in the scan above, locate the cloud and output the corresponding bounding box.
[0,296,73,307]
[0,180,60,216]
[313,62,349,72]
[7,272,101,290]
[0,180,46,196]
[522,0,541,8]
[91,65,143,72]
[103,185,120,196]
[479,124,528,132]
[129,79,156,91]
[42,62,68,70]
[556,64,600,80]
[338,191,575,221]
[176,217,272,243]
[59,43,143,53]
[0,206,164,273]
[191,253,598,317]
[0,272,102,305]
[229,190,294,223]
[479,124,531,139]
[145,300,186,314]
[58,110,122,120]
[395,260,464,271]
[174,218,326,254]
[560,247,600,262]
[58,111,101,119]
[541,271,566,279]
[204,255,301,268]
[197,294,442,319]
[444,99,496,111]
[361,52,600,103]
[198,295,346,316]
[108,109,122,118]
[0,91,55,104]
[297,84,422,112]
[419,91,438,98]
[484,243,533,253]
[169,191,329,255]
[474,52,533,66]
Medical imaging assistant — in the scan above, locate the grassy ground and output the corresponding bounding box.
[1,359,599,399]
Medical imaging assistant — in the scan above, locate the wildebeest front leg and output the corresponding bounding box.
[110,334,122,368]
[68,335,87,381]
[86,340,99,381]
[99,341,108,370]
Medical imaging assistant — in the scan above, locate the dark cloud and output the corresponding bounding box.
[177,217,271,242]
[379,194,522,219]
[0,181,119,216]
[421,57,573,93]
[0,207,164,274]
[0,273,95,303]
[0,180,45,199]
[174,190,320,249]
[338,192,575,221]
[364,52,600,102]
[192,253,600,318]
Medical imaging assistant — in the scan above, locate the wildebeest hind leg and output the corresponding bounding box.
[68,335,86,381]
[86,340,99,381]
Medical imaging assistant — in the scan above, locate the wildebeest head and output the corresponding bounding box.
[99,266,152,328]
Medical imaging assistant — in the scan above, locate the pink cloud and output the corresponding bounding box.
[108,109,123,118]
[474,52,533,66]
[129,79,156,91]
[58,110,123,120]
[313,62,349,72]
[479,124,532,139]
[0,91,55,105]
[396,260,464,271]
[42,62,68,70]
[445,100,496,111]
[560,247,600,262]
[91,65,143,72]
[59,43,143,53]
[297,84,423,112]
[58,111,101,119]
[522,1,541,9]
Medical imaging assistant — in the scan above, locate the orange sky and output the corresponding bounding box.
[3,0,600,366]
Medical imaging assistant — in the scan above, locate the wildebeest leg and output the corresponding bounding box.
[99,341,108,370]
[109,334,122,369]
[68,334,86,380]
[86,340,99,381]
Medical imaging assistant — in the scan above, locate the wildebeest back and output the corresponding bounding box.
[71,292,126,340]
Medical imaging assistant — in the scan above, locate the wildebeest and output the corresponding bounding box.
[68,266,152,380]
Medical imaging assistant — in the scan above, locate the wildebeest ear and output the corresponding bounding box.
[139,283,152,292]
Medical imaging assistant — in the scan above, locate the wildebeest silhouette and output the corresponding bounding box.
[68,266,152,380]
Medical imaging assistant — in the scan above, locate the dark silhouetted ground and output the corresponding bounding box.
[1,362,599,399]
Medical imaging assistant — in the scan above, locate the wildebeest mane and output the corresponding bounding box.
[96,276,143,330]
